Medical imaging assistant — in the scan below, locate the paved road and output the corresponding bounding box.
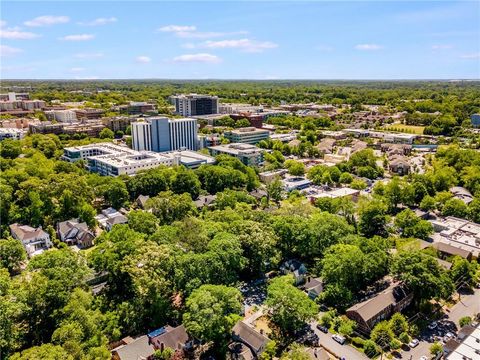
[448,288,480,325]
[401,288,480,360]
[310,321,369,360]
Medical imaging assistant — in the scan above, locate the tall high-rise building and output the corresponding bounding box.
[170,94,219,117]
[131,121,152,151]
[131,117,198,152]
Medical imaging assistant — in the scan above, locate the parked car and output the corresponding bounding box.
[428,321,438,330]
[444,332,455,342]
[316,324,328,333]
[419,356,428,360]
[332,334,346,345]
[409,339,420,348]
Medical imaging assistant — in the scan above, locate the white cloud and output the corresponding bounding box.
[70,67,85,72]
[316,45,334,52]
[74,52,104,59]
[0,28,41,39]
[355,44,383,51]
[158,25,247,39]
[172,53,221,64]
[0,45,23,57]
[75,76,99,80]
[431,44,453,50]
[158,25,196,33]
[201,38,278,53]
[136,56,151,63]
[78,17,117,26]
[60,34,95,41]
[460,53,480,59]
[24,15,70,27]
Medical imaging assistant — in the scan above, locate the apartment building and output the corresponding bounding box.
[131,117,198,152]
[170,94,219,117]
[45,109,77,123]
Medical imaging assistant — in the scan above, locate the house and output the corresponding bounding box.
[351,139,368,153]
[303,277,324,299]
[346,282,413,333]
[389,156,411,175]
[380,143,412,156]
[228,342,255,360]
[147,325,191,354]
[9,223,52,257]
[95,208,128,231]
[450,187,474,205]
[316,138,336,154]
[57,219,95,248]
[288,139,301,148]
[111,335,155,360]
[249,189,268,201]
[135,195,150,209]
[231,321,270,359]
[194,195,217,209]
[280,259,307,285]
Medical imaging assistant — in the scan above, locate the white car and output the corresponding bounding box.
[332,334,346,345]
[428,322,438,330]
[419,356,428,360]
[444,332,455,341]
[409,339,420,348]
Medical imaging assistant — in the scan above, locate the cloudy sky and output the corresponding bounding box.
[1,1,479,79]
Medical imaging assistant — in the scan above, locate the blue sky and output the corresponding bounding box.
[1,1,479,79]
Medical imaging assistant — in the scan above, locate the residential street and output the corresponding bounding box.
[400,288,480,360]
[310,321,369,360]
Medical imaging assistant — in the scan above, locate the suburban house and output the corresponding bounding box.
[111,325,191,360]
[9,223,52,257]
[194,194,217,209]
[111,335,155,360]
[388,156,411,175]
[280,259,307,285]
[346,282,413,333]
[303,277,324,299]
[449,187,474,205]
[231,321,270,359]
[57,219,95,248]
[135,195,150,209]
[95,208,128,231]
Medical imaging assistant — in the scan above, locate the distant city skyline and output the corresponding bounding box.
[1,1,479,79]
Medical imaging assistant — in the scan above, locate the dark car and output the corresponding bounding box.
[316,324,328,333]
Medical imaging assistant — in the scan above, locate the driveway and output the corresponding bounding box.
[310,321,369,360]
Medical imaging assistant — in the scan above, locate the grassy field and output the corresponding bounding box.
[385,124,425,135]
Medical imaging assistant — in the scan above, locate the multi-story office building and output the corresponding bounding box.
[131,121,152,151]
[62,142,214,176]
[131,117,198,152]
[224,127,270,145]
[208,143,264,166]
[170,94,219,117]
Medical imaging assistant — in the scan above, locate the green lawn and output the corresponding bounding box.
[385,124,425,135]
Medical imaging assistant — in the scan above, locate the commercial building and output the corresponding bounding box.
[0,127,26,140]
[74,108,105,120]
[208,143,264,166]
[198,134,222,149]
[0,92,30,101]
[224,127,270,145]
[131,117,198,152]
[62,142,214,176]
[444,323,480,360]
[116,102,156,115]
[103,116,137,133]
[131,121,152,151]
[170,94,219,117]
